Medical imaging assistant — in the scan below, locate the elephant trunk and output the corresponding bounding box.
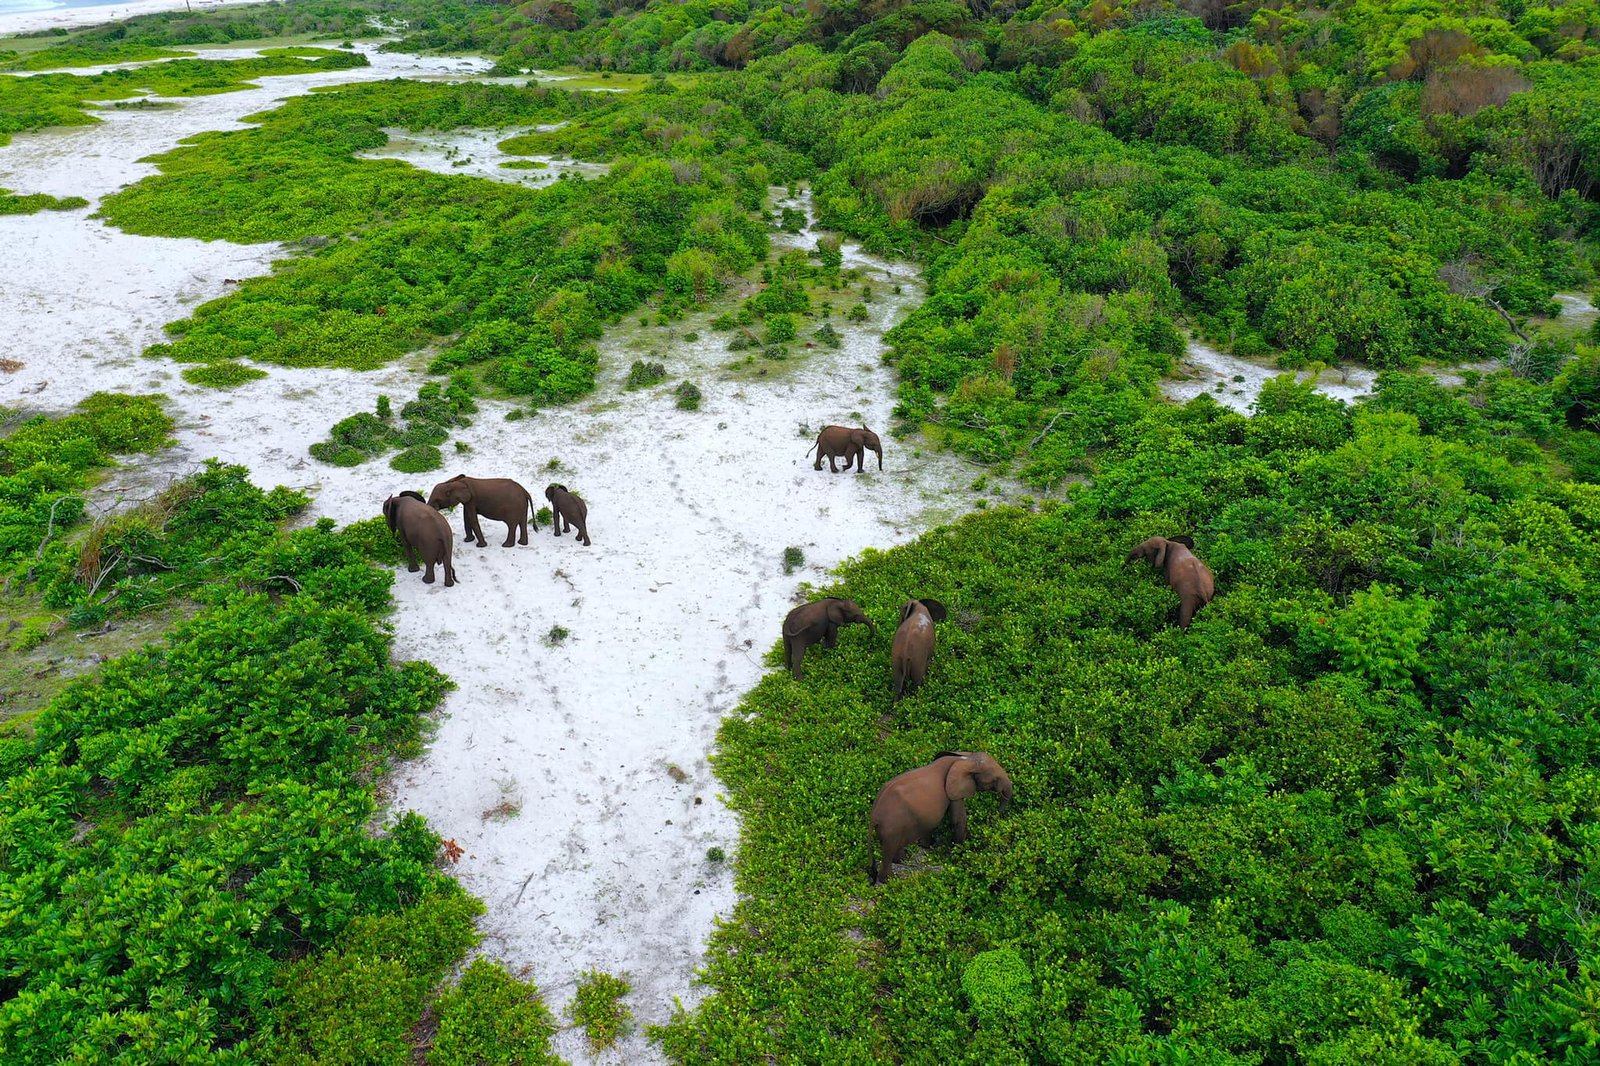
[865,620,878,637]
[997,781,1013,814]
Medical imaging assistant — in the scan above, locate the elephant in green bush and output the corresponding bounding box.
[892,598,945,700]
[809,425,883,473]
[1127,535,1215,629]
[781,597,875,679]
[870,751,1012,885]
[427,475,537,548]
[383,491,457,587]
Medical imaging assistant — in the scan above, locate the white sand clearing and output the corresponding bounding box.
[356,123,610,189]
[1,50,988,1059]
[1165,337,1509,414]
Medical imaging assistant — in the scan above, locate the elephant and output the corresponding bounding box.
[544,484,591,547]
[383,491,457,587]
[870,751,1012,885]
[809,424,883,473]
[1127,535,1215,629]
[781,597,875,680]
[426,475,537,548]
[892,598,946,700]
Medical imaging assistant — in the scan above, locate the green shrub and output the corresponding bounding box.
[961,949,1036,1030]
[674,382,703,410]
[390,445,443,473]
[626,360,667,388]
[182,361,268,388]
[569,970,632,1051]
[429,958,562,1066]
[782,546,805,574]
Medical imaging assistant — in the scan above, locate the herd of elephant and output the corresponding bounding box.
[784,535,1216,885]
[383,435,1217,888]
[381,475,592,586]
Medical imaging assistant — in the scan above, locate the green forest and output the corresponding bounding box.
[1,0,1598,1059]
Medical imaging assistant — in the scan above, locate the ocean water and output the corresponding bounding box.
[0,0,62,16]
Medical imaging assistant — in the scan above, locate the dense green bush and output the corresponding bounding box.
[0,462,463,1061]
[429,958,564,1066]
[660,377,1600,1063]
[571,970,633,1050]
[0,393,170,571]
[181,360,267,387]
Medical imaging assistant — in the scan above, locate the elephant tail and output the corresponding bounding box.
[524,487,539,531]
[805,441,818,457]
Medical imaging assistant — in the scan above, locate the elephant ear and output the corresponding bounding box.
[850,430,866,444]
[447,474,467,483]
[825,600,847,624]
[919,599,947,623]
[944,755,978,801]
[1168,535,1196,549]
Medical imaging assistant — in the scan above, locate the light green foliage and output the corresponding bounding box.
[0,49,368,147]
[429,958,565,1066]
[181,360,267,387]
[570,970,632,1050]
[265,888,482,1065]
[99,80,770,398]
[781,545,804,573]
[0,188,89,214]
[390,444,444,472]
[962,949,1035,1031]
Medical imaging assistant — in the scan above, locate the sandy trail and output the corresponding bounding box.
[1,47,979,1062]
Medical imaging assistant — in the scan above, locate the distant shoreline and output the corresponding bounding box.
[0,0,269,36]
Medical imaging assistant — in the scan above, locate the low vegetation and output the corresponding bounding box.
[661,373,1600,1062]
[570,969,633,1051]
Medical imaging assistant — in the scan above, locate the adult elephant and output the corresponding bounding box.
[810,425,883,473]
[544,484,591,547]
[1127,535,1215,629]
[870,751,1012,885]
[781,597,875,680]
[892,598,946,700]
[427,475,537,548]
[383,491,457,587]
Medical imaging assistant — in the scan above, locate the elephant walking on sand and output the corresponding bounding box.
[870,751,1012,884]
[892,598,946,700]
[809,425,883,473]
[383,491,457,587]
[1127,535,1215,629]
[544,484,591,546]
[782,598,875,680]
[427,475,536,548]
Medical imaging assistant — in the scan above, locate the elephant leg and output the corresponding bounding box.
[893,659,906,701]
[813,448,825,470]
[579,523,591,547]
[1177,595,1197,629]
[500,520,517,548]
[423,557,437,584]
[517,518,528,546]
[828,453,839,473]
[403,540,420,573]
[465,507,487,548]
[855,447,866,474]
[823,623,839,649]
[950,799,969,843]
[443,549,456,587]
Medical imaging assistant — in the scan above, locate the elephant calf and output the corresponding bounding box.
[427,475,537,548]
[870,751,1012,885]
[809,424,883,473]
[892,598,946,700]
[1127,535,1215,629]
[383,491,457,587]
[781,598,875,680]
[544,484,591,546]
